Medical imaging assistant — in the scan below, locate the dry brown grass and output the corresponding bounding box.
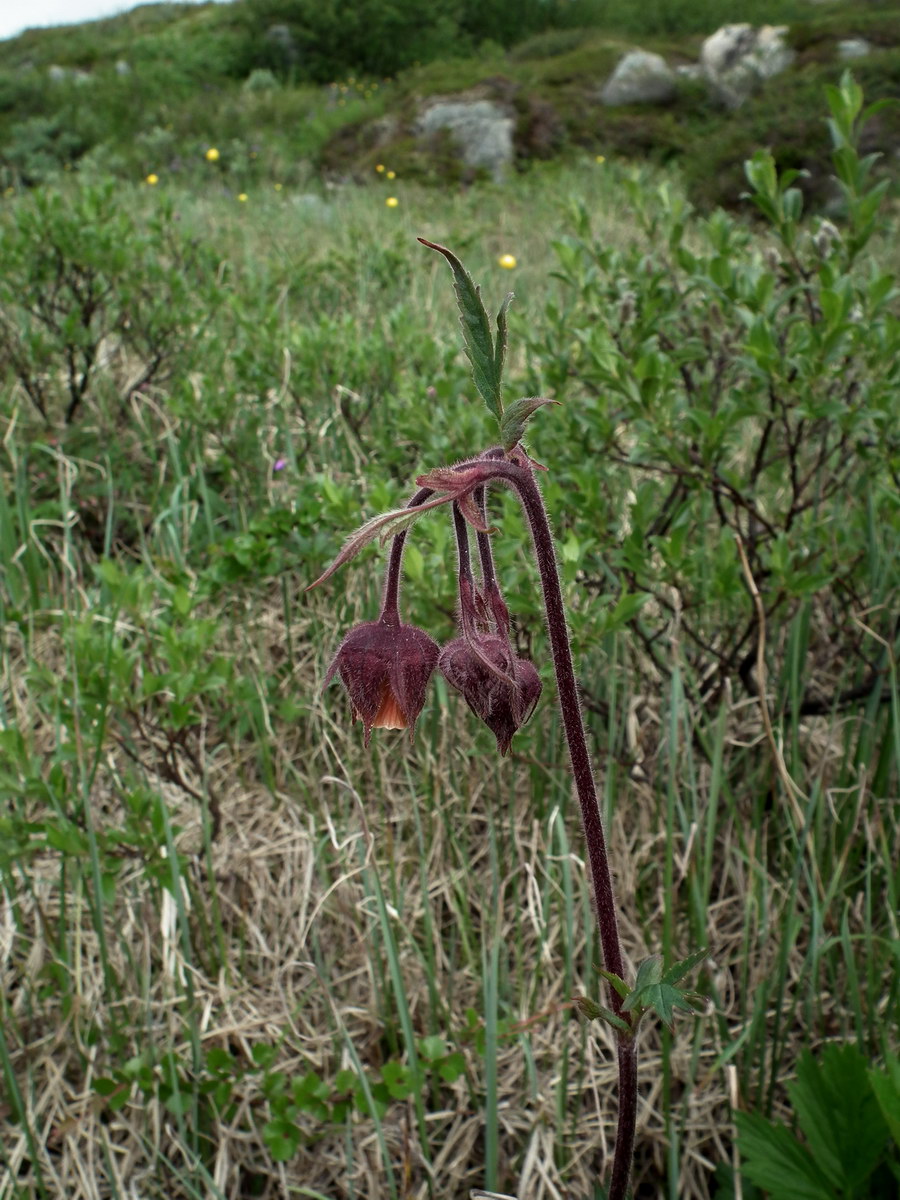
[5,563,891,1200]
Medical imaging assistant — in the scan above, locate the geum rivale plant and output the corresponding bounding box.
[309,238,706,1198]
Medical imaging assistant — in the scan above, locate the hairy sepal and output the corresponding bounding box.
[307,495,451,590]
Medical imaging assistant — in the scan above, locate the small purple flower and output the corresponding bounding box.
[273,458,287,473]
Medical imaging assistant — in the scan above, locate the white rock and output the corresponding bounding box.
[755,26,794,78]
[416,99,514,180]
[701,23,794,109]
[837,38,872,61]
[701,24,758,76]
[601,50,677,106]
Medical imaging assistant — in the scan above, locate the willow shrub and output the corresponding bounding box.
[520,73,899,743]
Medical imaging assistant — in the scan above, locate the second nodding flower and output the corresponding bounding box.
[440,632,541,756]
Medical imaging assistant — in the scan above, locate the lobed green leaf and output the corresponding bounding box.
[418,238,504,421]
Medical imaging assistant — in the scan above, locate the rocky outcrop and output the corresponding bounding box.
[47,64,92,84]
[319,16,897,204]
[700,24,794,108]
[600,50,677,106]
[596,24,795,111]
[416,99,514,180]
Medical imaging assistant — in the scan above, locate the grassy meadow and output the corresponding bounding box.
[0,32,899,1200]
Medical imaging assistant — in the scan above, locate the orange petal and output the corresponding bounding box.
[372,687,407,731]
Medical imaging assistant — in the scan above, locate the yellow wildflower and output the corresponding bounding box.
[498,253,517,269]
[385,196,399,208]
[237,193,248,203]
[386,170,396,180]
[595,154,606,164]
[205,147,220,162]
[145,173,159,186]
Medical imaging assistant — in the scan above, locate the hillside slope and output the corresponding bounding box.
[0,1,898,208]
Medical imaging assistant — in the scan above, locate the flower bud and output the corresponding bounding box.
[324,617,439,745]
[813,218,841,258]
[618,289,637,326]
[439,633,542,756]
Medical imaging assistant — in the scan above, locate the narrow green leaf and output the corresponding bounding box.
[574,996,631,1034]
[597,969,630,1000]
[860,97,897,126]
[574,996,602,1020]
[499,396,558,452]
[494,292,513,390]
[646,983,674,1027]
[418,238,502,420]
[632,955,663,991]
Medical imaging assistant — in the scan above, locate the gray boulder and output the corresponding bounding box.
[601,50,677,106]
[701,23,794,108]
[701,23,757,75]
[837,38,872,61]
[47,64,92,84]
[416,99,514,180]
[265,23,298,69]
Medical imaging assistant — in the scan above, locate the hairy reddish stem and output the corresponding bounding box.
[468,455,636,1199]
[381,452,636,1197]
[381,486,433,625]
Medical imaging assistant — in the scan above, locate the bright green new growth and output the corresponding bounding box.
[416,238,558,450]
[417,237,511,424]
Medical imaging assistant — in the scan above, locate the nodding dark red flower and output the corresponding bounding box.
[324,616,439,745]
[439,633,541,756]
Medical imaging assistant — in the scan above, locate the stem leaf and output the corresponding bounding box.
[306,494,453,589]
[418,238,503,421]
[494,292,513,391]
[574,996,631,1035]
[499,396,559,452]
[597,969,630,1000]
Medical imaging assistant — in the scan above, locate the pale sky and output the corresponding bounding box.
[0,0,222,43]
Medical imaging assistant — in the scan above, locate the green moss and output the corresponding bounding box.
[508,27,596,62]
[395,54,515,102]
